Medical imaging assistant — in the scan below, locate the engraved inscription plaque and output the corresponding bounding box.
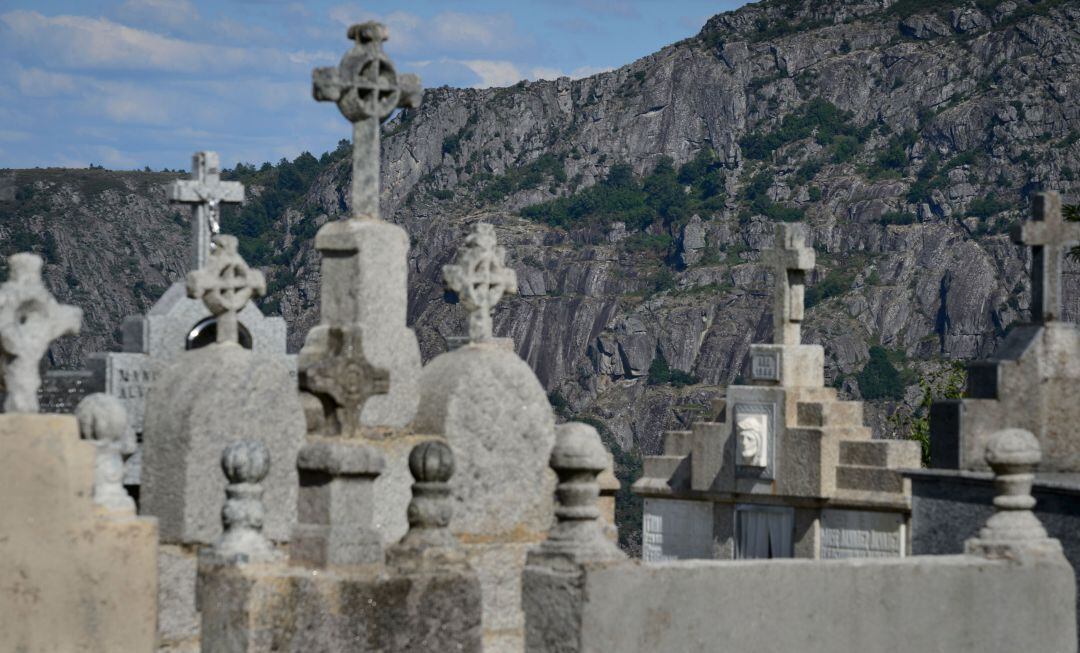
[820,509,905,559]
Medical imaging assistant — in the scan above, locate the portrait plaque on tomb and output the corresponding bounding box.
[733,402,776,480]
[820,509,905,559]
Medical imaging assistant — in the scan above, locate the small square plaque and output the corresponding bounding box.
[751,352,779,381]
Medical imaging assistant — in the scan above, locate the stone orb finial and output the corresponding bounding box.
[75,393,128,444]
[221,440,270,485]
[409,440,454,484]
[985,428,1041,469]
[551,422,609,473]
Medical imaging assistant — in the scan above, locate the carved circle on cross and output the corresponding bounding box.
[337,46,402,122]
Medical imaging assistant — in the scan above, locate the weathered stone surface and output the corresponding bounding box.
[76,392,135,513]
[142,343,305,544]
[0,413,157,652]
[523,554,1076,653]
[198,560,482,653]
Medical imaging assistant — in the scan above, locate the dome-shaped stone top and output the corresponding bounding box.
[985,428,1041,468]
[551,422,608,472]
[221,440,270,484]
[409,440,454,483]
[75,393,128,444]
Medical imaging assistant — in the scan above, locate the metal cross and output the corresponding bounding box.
[764,223,815,346]
[313,21,422,220]
[443,223,518,343]
[186,235,265,345]
[167,151,245,270]
[301,325,390,435]
[0,253,81,413]
[1011,191,1080,324]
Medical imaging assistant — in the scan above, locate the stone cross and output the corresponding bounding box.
[765,223,815,346]
[0,253,81,413]
[1011,192,1080,323]
[76,393,135,514]
[167,151,245,270]
[301,325,390,435]
[443,223,518,343]
[313,21,422,220]
[186,235,265,346]
[215,440,279,563]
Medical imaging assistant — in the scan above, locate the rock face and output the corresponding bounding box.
[3,0,1080,468]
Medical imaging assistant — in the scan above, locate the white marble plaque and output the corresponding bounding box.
[643,498,713,562]
[820,509,905,559]
[751,351,779,381]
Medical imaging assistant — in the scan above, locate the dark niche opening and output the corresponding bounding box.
[186,317,253,351]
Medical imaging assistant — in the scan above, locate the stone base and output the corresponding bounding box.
[0,414,158,653]
[158,544,200,651]
[197,558,482,652]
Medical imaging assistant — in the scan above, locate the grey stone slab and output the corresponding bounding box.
[820,508,905,559]
[141,343,305,545]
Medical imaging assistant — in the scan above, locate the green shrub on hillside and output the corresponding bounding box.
[856,346,906,401]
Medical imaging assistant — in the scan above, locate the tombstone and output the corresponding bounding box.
[634,224,921,561]
[78,152,290,499]
[140,234,305,651]
[414,222,556,651]
[906,191,1080,638]
[0,253,158,651]
[929,192,1080,472]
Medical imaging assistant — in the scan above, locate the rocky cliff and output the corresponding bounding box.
[2,0,1079,537]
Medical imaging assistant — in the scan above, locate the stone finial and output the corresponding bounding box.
[76,393,135,514]
[186,234,265,346]
[532,422,624,564]
[167,151,245,270]
[443,223,518,343]
[1010,191,1080,323]
[213,440,279,563]
[313,21,422,220]
[764,223,815,346]
[965,428,1062,559]
[389,440,463,569]
[0,253,81,413]
[300,325,390,436]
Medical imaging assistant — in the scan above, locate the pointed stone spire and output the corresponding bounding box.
[313,21,422,220]
[186,235,266,345]
[764,224,815,346]
[0,253,81,413]
[443,223,518,343]
[1010,191,1080,323]
[167,152,245,270]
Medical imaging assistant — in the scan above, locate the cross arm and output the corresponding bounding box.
[398,73,422,109]
[313,67,345,103]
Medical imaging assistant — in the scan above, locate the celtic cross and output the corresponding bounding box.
[186,235,265,345]
[765,223,815,346]
[313,21,422,220]
[1011,192,1080,323]
[168,151,245,270]
[443,223,518,343]
[0,253,82,413]
[301,325,390,435]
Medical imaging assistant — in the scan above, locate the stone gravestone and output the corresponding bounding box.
[414,222,556,652]
[300,20,433,547]
[84,151,290,497]
[141,234,305,652]
[930,191,1080,472]
[635,223,921,561]
[0,253,158,652]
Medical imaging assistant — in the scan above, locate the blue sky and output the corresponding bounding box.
[0,0,749,171]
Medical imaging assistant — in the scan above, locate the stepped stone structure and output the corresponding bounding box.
[0,254,158,652]
[634,224,921,561]
[415,221,556,651]
[141,234,305,652]
[907,191,1080,639]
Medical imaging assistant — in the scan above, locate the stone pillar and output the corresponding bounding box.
[388,440,467,571]
[76,393,135,514]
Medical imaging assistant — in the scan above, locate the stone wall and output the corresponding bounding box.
[524,555,1077,652]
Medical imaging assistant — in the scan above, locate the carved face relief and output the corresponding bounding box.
[737,414,769,468]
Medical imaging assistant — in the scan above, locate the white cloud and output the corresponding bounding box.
[114,0,199,31]
[326,6,529,57]
[16,68,77,97]
[0,10,293,74]
[461,60,523,88]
